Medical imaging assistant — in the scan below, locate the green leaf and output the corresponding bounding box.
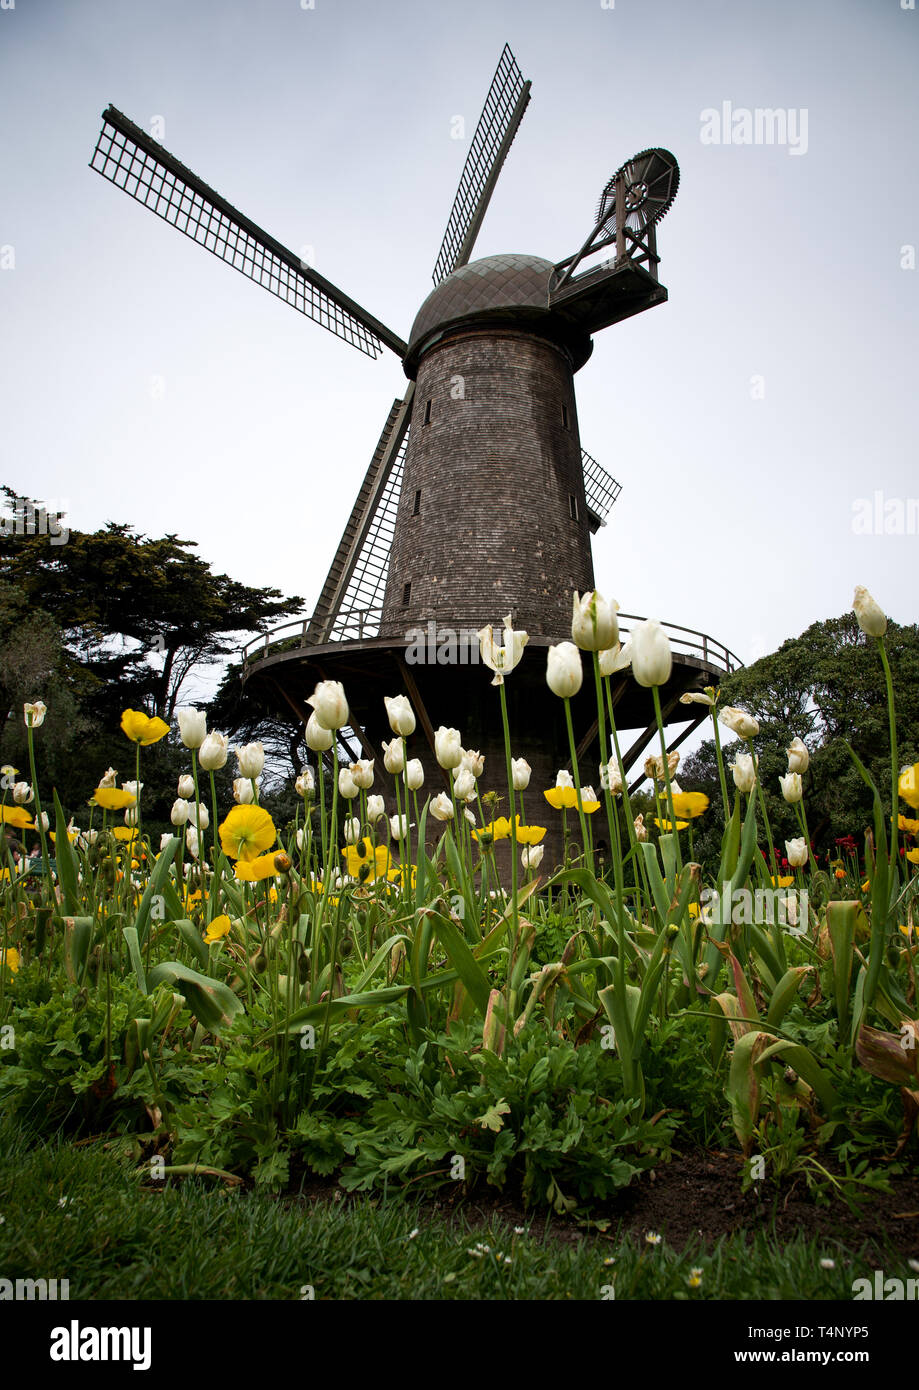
[135,836,181,947]
[146,960,244,1034]
[427,907,493,1016]
[122,925,147,994]
[52,790,80,915]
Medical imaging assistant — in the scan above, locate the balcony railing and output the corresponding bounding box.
[241,608,742,677]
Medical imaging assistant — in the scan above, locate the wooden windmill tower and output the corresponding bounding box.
[90,46,739,852]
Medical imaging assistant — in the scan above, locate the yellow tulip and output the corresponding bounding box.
[0,805,35,829]
[218,805,277,862]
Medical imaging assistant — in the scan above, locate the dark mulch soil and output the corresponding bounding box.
[281,1149,919,1262]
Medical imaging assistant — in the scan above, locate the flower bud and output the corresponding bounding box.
[546,642,582,698]
[350,758,374,790]
[170,798,192,826]
[307,680,349,730]
[719,706,760,740]
[384,694,416,737]
[434,726,463,770]
[199,732,230,771]
[383,739,405,774]
[571,590,619,652]
[295,768,315,799]
[235,742,265,779]
[344,816,362,845]
[405,759,424,791]
[511,757,531,791]
[786,837,809,868]
[305,712,334,752]
[852,585,887,638]
[787,737,810,774]
[731,754,757,794]
[367,794,386,823]
[178,775,195,799]
[630,619,672,688]
[177,707,207,749]
[430,792,454,822]
[779,772,803,804]
[233,777,256,804]
[338,768,359,799]
[12,782,33,806]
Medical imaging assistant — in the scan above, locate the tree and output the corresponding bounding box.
[680,613,919,870]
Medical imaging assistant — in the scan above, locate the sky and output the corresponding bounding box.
[2,0,917,716]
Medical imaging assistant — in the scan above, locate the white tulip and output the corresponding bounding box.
[383,739,405,774]
[571,590,619,652]
[521,843,544,871]
[122,780,143,800]
[159,831,173,852]
[405,759,424,791]
[434,726,463,770]
[454,768,476,802]
[430,792,455,822]
[731,754,757,794]
[350,758,374,790]
[199,732,229,772]
[177,775,195,799]
[633,813,648,842]
[852,585,887,638]
[338,768,359,799]
[679,690,715,707]
[464,808,477,826]
[511,757,531,791]
[598,641,631,677]
[23,700,47,729]
[786,837,809,868]
[123,807,138,828]
[555,769,574,789]
[384,694,416,737]
[580,785,598,805]
[12,782,33,805]
[719,706,760,740]
[192,803,209,829]
[307,679,349,730]
[631,619,672,688]
[177,707,207,749]
[458,748,485,779]
[39,811,50,832]
[546,642,582,698]
[186,826,200,859]
[99,767,118,788]
[235,742,265,779]
[233,777,256,804]
[295,768,315,798]
[644,751,680,782]
[779,773,803,804]
[600,759,622,795]
[390,814,408,840]
[478,613,529,685]
[344,816,362,845]
[787,737,810,774]
[170,798,192,826]
[305,712,334,752]
[79,828,99,850]
[367,794,386,823]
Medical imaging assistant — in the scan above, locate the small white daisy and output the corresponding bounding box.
[645,1231,662,1247]
[820,1258,835,1270]
[408,1228,419,1240]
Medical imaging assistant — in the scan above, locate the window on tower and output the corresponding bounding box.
[412,489,421,516]
[561,403,570,430]
[402,582,411,607]
[423,398,432,425]
[569,494,579,522]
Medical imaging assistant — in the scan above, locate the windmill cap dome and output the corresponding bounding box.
[406,253,588,373]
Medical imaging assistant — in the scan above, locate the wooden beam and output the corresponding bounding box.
[397,655,452,788]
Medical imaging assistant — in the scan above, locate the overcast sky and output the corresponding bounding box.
[2,0,917,714]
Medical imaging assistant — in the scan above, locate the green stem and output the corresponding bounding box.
[563,698,593,873]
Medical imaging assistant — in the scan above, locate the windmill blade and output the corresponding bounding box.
[90,106,406,359]
[581,448,621,529]
[431,44,531,285]
[307,389,414,644]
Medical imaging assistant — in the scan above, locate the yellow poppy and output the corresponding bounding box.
[0,806,35,829]
[1,946,20,976]
[688,902,699,919]
[516,821,546,845]
[49,829,78,844]
[219,805,277,862]
[543,787,600,813]
[203,914,232,944]
[654,817,689,832]
[235,854,281,882]
[899,764,919,811]
[906,849,919,865]
[472,816,512,842]
[341,837,391,881]
[670,791,709,820]
[771,875,795,889]
[92,788,137,810]
[899,815,919,835]
[112,827,138,843]
[861,879,871,892]
[121,709,170,745]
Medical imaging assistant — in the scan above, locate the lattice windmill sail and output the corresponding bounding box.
[89,43,737,826]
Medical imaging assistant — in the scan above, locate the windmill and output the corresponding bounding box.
[89,45,739,854]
